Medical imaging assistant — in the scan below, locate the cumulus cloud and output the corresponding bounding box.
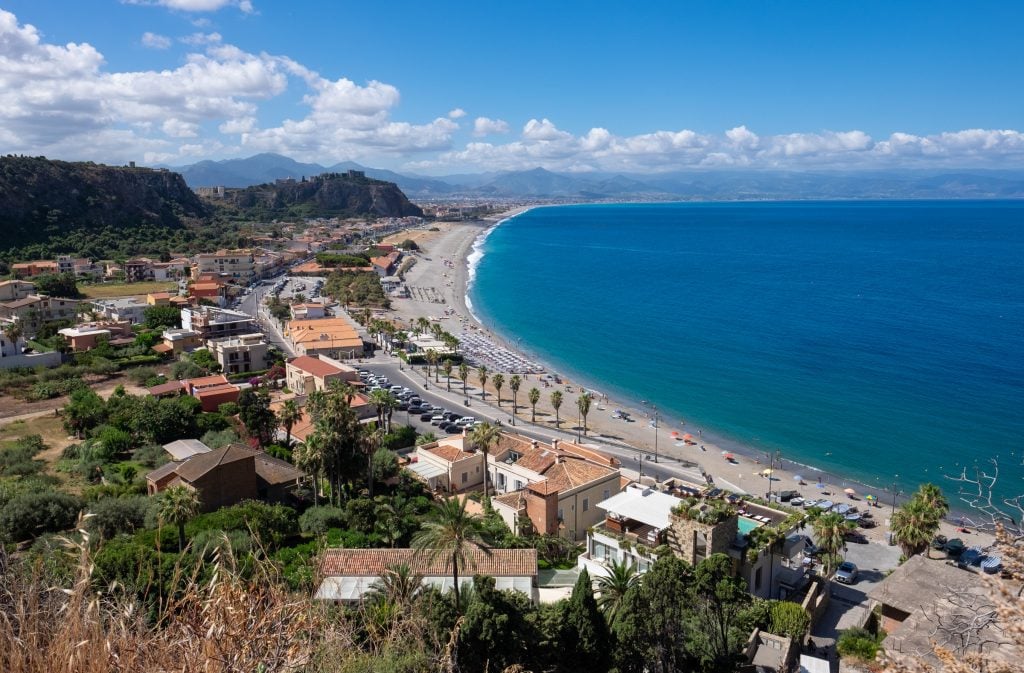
[141,32,171,49]
[473,116,510,136]
[124,0,254,13]
[180,31,222,45]
[447,108,466,119]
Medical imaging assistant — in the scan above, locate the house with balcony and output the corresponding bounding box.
[58,321,134,352]
[487,434,622,541]
[206,333,269,375]
[290,302,327,320]
[578,482,807,600]
[285,354,359,394]
[407,436,486,493]
[193,249,256,285]
[0,280,37,302]
[0,295,82,337]
[182,306,257,340]
[91,297,148,324]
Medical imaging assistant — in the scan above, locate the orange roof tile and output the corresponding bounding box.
[320,548,537,578]
[288,355,346,378]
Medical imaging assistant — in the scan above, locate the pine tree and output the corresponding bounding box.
[563,568,609,673]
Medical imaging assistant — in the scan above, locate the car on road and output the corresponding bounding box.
[396,401,409,411]
[431,415,445,425]
[844,530,869,544]
[407,405,422,414]
[420,412,434,422]
[835,561,859,584]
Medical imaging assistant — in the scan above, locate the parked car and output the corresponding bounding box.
[835,561,859,584]
[802,499,820,509]
[790,497,804,507]
[430,415,445,425]
[844,530,868,544]
[396,401,409,411]
[408,405,423,414]
[420,412,434,422]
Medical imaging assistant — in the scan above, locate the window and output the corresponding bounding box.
[603,489,610,500]
[461,473,467,484]
[583,498,589,512]
[514,480,523,490]
[754,566,763,592]
[557,508,563,521]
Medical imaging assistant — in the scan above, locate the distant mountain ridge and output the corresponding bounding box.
[174,153,1024,201]
[219,172,422,219]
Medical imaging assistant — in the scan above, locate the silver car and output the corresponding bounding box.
[835,561,859,584]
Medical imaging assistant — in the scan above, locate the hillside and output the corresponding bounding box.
[218,171,423,219]
[0,156,210,254]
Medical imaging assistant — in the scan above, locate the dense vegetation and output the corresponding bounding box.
[217,172,423,220]
[324,270,390,308]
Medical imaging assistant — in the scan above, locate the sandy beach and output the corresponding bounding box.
[380,212,992,547]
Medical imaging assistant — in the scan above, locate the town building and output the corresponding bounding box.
[193,249,256,285]
[285,354,359,394]
[290,302,327,320]
[206,333,269,375]
[271,392,378,446]
[147,374,241,412]
[58,321,134,352]
[124,258,154,283]
[0,280,37,302]
[157,327,202,355]
[407,436,486,493]
[369,250,402,277]
[487,434,622,541]
[285,317,365,359]
[188,276,228,306]
[578,483,805,600]
[315,548,539,604]
[181,306,257,340]
[11,260,59,278]
[0,295,82,336]
[91,297,148,324]
[0,326,61,369]
[867,554,1018,665]
[145,443,305,511]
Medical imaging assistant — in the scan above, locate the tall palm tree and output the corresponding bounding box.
[278,399,302,449]
[528,387,541,423]
[416,316,431,336]
[2,321,23,347]
[550,390,563,427]
[492,373,505,407]
[577,391,592,437]
[509,375,522,417]
[293,434,325,506]
[442,359,454,391]
[477,365,489,399]
[470,422,501,496]
[412,497,490,614]
[426,349,439,382]
[458,363,470,397]
[431,323,444,341]
[891,498,940,558]
[812,512,853,575]
[369,389,397,432]
[596,558,640,624]
[158,485,200,552]
[915,483,950,521]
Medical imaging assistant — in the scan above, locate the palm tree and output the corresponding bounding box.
[550,390,563,427]
[492,373,505,407]
[577,391,592,437]
[528,387,541,423]
[458,363,470,397]
[812,512,853,575]
[293,433,325,506]
[470,422,501,496]
[596,558,640,624]
[509,375,522,417]
[412,497,490,613]
[431,323,445,341]
[477,365,489,399]
[416,316,430,336]
[891,498,940,558]
[2,321,23,348]
[369,389,397,432]
[278,399,302,449]
[915,483,950,521]
[365,562,423,607]
[426,349,439,382]
[415,432,437,446]
[442,359,453,392]
[158,485,200,552]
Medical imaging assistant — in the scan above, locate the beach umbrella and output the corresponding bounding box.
[671,431,680,437]
[793,474,803,482]
[683,433,694,440]
[723,453,735,460]
[865,494,876,501]
[761,468,774,476]
[844,487,856,495]
[816,482,825,489]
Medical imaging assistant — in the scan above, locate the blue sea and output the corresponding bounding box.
[468,201,1024,505]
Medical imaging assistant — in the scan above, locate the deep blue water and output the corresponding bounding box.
[469,201,1024,504]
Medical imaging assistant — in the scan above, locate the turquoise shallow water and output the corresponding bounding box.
[468,201,1024,504]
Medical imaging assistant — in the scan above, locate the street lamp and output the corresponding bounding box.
[652,407,659,463]
[891,475,901,514]
[765,450,781,500]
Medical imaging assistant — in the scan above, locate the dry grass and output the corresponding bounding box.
[79,281,177,299]
[0,414,69,448]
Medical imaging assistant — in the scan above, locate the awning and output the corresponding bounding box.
[407,461,445,480]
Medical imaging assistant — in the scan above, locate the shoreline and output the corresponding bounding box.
[385,209,993,544]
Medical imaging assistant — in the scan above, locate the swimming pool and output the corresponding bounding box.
[738,516,762,536]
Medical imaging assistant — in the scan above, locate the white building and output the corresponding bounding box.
[206,333,269,375]
[91,298,148,324]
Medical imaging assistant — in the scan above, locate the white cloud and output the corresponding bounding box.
[141,32,171,49]
[2,9,1022,172]
[180,32,222,46]
[473,116,510,136]
[124,0,254,13]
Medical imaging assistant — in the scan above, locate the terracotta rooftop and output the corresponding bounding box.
[288,355,345,378]
[320,547,537,578]
[148,380,186,396]
[423,439,477,463]
[542,458,618,492]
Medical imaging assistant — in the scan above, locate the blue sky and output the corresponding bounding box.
[1,0,1022,173]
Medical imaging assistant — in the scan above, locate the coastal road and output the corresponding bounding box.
[361,356,705,485]
[236,278,295,358]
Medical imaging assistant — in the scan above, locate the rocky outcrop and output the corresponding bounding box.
[221,172,423,219]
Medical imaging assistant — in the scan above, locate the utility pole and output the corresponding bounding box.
[652,407,659,463]
[891,475,901,514]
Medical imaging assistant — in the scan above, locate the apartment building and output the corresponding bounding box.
[206,333,269,375]
[181,306,257,340]
[193,249,256,285]
[0,295,82,336]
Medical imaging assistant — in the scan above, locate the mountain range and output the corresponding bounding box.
[172,153,1024,201]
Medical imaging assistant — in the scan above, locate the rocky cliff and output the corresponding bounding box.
[0,156,209,251]
[219,172,423,219]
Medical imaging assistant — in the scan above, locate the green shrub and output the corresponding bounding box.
[132,443,168,468]
[85,495,153,539]
[836,627,884,661]
[299,505,346,536]
[0,434,47,477]
[768,600,810,638]
[0,490,83,542]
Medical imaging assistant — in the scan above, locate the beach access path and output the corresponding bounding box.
[378,213,994,549]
